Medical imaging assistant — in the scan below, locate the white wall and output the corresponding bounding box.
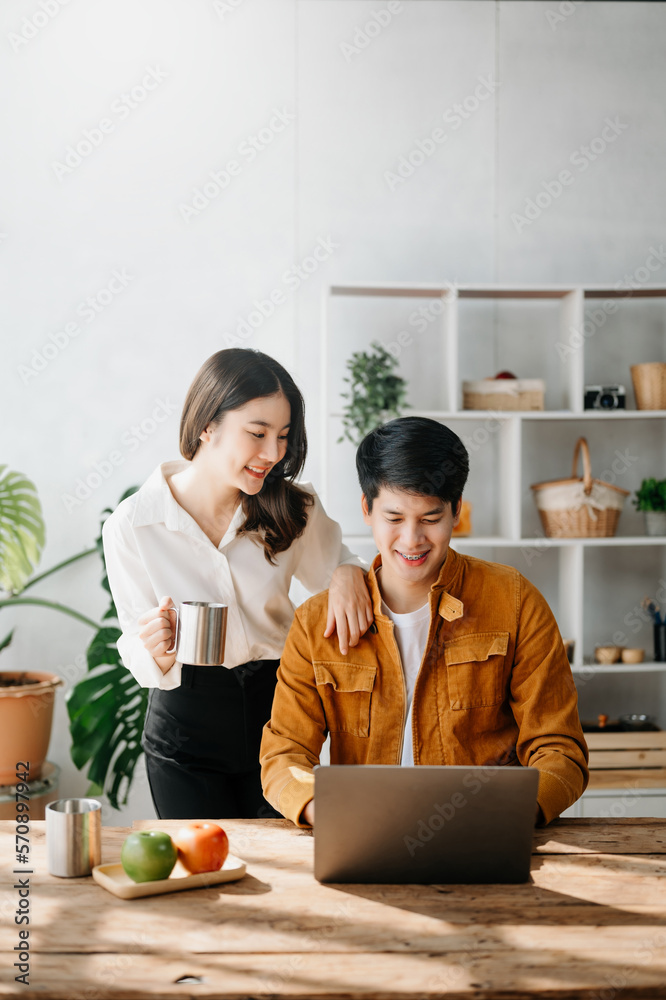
[1,0,665,823]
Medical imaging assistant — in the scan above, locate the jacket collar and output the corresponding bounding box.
[367,547,464,623]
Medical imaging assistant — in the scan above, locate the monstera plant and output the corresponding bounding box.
[66,487,145,810]
[0,466,143,808]
[0,465,98,639]
[0,465,45,598]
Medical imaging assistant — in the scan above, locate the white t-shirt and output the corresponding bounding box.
[381,597,431,766]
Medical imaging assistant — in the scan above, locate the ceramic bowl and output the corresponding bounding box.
[594,645,622,664]
[621,648,645,664]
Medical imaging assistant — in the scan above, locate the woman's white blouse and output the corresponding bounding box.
[102,461,365,690]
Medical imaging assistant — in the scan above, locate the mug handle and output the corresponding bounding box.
[165,607,179,655]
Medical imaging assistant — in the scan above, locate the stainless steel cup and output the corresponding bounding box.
[166,601,228,665]
[46,798,102,877]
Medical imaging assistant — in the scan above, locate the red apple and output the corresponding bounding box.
[173,821,229,874]
[494,370,518,379]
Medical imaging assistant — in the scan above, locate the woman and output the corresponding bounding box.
[102,348,372,820]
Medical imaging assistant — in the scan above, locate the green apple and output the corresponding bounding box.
[121,830,177,883]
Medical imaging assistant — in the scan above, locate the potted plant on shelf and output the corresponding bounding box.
[338,341,409,446]
[633,478,666,536]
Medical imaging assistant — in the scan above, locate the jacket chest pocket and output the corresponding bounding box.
[443,632,509,710]
[313,662,376,738]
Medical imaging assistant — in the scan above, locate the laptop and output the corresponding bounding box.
[313,765,539,884]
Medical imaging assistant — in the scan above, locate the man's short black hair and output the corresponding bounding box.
[356,417,469,512]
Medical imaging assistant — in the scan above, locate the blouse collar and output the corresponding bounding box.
[130,461,245,548]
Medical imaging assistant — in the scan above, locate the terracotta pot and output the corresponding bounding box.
[0,672,63,784]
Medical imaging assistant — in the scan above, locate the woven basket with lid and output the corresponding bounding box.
[530,437,630,538]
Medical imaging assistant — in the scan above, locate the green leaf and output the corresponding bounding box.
[108,741,145,810]
[68,659,148,806]
[0,630,13,653]
[69,683,120,739]
[87,627,123,669]
[67,484,145,809]
[66,665,119,718]
[338,343,410,446]
[0,467,45,593]
[633,478,666,512]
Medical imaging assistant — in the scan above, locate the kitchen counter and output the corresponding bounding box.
[1,817,666,998]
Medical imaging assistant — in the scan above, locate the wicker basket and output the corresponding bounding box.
[462,378,544,411]
[630,363,666,410]
[530,437,630,538]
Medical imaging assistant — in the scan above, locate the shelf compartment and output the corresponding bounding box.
[520,417,665,540]
[574,544,666,728]
[582,290,666,411]
[456,290,582,412]
[324,287,454,416]
[582,545,666,662]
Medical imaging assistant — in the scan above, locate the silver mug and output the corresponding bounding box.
[166,601,228,665]
[46,798,102,877]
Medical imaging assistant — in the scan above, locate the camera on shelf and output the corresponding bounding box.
[583,385,626,410]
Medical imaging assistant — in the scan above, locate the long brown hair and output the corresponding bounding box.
[179,349,313,562]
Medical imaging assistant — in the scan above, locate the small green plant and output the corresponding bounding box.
[633,478,666,512]
[338,341,409,446]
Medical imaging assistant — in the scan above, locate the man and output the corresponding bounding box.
[260,417,589,827]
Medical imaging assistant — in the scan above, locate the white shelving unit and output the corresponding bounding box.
[321,283,666,805]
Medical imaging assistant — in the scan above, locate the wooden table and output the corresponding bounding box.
[1,817,666,998]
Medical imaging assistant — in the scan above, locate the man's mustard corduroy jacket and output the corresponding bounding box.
[260,547,589,826]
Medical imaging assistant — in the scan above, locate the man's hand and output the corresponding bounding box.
[324,565,373,655]
[301,800,315,827]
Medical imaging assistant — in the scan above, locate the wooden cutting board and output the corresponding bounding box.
[92,853,247,899]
